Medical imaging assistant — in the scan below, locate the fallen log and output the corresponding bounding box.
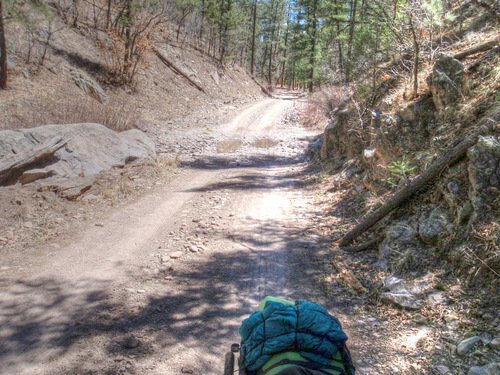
[0,136,70,182]
[340,238,379,253]
[466,45,500,71]
[153,46,205,93]
[339,129,487,248]
[250,75,272,98]
[454,38,500,60]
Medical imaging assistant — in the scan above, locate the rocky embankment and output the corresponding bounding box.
[318,48,499,375]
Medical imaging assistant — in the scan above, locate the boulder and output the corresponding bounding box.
[435,365,452,374]
[436,165,474,225]
[380,274,440,310]
[407,273,438,295]
[362,113,397,181]
[380,292,422,310]
[362,101,433,184]
[418,207,453,246]
[427,291,448,306]
[457,336,482,356]
[340,159,363,180]
[467,136,500,219]
[427,53,465,111]
[0,123,156,186]
[377,220,418,269]
[20,168,53,185]
[468,363,500,375]
[380,276,421,309]
[396,96,435,146]
[70,69,107,103]
[321,107,349,160]
[210,71,220,85]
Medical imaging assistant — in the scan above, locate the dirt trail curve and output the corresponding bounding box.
[0,93,345,375]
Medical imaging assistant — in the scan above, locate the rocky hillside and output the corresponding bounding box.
[311,4,499,374]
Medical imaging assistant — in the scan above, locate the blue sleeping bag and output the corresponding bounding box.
[239,300,349,372]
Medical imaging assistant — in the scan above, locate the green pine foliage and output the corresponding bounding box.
[1,0,482,90]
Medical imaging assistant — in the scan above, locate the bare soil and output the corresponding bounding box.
[0,92,334,375]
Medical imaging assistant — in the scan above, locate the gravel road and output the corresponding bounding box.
[0,94,334,375]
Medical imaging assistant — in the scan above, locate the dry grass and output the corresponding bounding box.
[469,222,500,278]
[37,96,143,132]
[1,94,143,132]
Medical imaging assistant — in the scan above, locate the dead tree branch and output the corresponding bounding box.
[330,256,367,293]
[339,129,491,248]
[153,46,205,93]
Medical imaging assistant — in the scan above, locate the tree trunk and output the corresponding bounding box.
[346,0,358,82]
[280,10,289,88]
[106,0,112,29]
[261,43,268,80]
[408,11,419,98]
[268,3,276,86]
[332,0,346,83]
[0,0,7,90]
[250,0,257,75]
[122,0,133,79]
[308,0,318,93]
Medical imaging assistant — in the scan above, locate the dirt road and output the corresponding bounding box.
[0,95,337,375]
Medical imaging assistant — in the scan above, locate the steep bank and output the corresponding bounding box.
[310,4,499,374]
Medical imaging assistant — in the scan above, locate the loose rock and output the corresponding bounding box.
[435,365,452,374]
[170,251,183,259]
[418,207,453,246]
[380,292,422,310]
[457,336,482,356]
[488,338,500,349]
[427,53,464,111]
[123,336,141,349]
[468,363,500,375]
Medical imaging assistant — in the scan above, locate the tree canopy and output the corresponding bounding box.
[0,0,487,91]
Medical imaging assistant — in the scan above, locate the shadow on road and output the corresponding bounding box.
[0,136,378,374]
[0,213,356,374]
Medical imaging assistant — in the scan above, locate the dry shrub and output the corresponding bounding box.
[298,86,349,133]
[35,95,142,132]
[321,85,348,118]
[299,101,329,130]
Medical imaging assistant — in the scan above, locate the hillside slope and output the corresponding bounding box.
[0,9,263,133]
[307,4,499,373]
